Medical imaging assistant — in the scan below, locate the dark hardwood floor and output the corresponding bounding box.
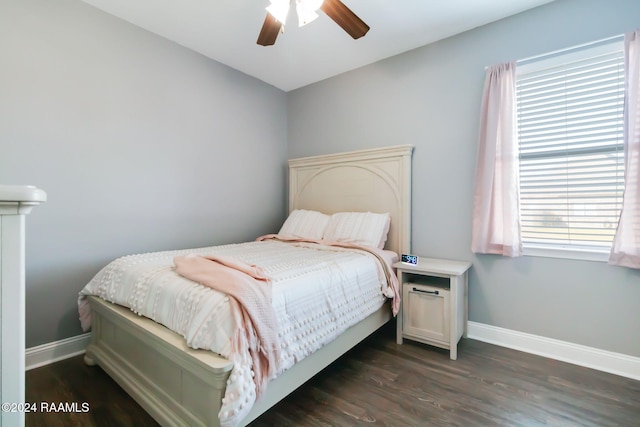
[26,322,640,426]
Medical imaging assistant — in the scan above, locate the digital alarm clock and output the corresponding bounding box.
[401,254,418,265]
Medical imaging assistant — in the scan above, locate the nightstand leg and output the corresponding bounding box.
[463,272,469,338]
[396,299,403,344]
[396,270,404,344]
[449,275,458,360]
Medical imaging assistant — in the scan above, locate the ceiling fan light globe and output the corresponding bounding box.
[266,0,290,25]
[306,0,325,11]
[296,7,319,26]
[296,0,324,26]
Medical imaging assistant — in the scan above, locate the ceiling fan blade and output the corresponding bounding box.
[320,0,369,39]
[257,13,282,46]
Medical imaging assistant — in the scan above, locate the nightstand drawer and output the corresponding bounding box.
[402,283,450,344]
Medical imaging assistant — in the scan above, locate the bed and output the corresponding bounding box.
[80,144,413,427]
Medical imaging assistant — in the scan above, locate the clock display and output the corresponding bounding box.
[401,254,418,265]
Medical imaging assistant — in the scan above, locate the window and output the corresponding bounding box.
[515,38,625,260]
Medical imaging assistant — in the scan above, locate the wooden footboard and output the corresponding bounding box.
[85,295,392,427]
[85,296,233,426]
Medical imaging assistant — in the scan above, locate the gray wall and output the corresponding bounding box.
[0,0,288,347]
[288,0,640,357]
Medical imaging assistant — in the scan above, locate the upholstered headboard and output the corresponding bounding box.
[288,145,413,255]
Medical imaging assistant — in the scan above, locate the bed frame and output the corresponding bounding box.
[84,144,414,426]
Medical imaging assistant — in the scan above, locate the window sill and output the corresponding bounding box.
[523,245,610,262]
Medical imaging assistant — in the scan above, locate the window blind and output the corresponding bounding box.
[516,41,625,251]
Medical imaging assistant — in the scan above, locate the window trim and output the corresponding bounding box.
[523,244,610,262]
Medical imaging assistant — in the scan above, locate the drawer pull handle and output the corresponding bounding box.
[413,287,439,295]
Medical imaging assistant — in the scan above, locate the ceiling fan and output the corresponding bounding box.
[257,0,370,46]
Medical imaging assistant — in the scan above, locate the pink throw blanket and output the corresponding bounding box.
[173,254,281,396]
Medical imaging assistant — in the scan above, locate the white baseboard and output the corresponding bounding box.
[26,333,91,371]
[467,321,640,381]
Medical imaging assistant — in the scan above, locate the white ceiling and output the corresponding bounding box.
[81,0,555,92]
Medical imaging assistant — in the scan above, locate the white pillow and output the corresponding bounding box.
[278,209,330,240]
[323,211,391,249]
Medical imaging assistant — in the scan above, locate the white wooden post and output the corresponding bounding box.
[0,185,46,427]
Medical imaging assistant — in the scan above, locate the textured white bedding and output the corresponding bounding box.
[79,239,397,427]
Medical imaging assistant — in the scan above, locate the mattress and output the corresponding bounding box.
[78,239,398,427]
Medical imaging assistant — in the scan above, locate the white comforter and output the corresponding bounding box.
[79,239,397,427]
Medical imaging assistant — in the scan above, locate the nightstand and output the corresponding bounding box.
[394,257,472,360]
